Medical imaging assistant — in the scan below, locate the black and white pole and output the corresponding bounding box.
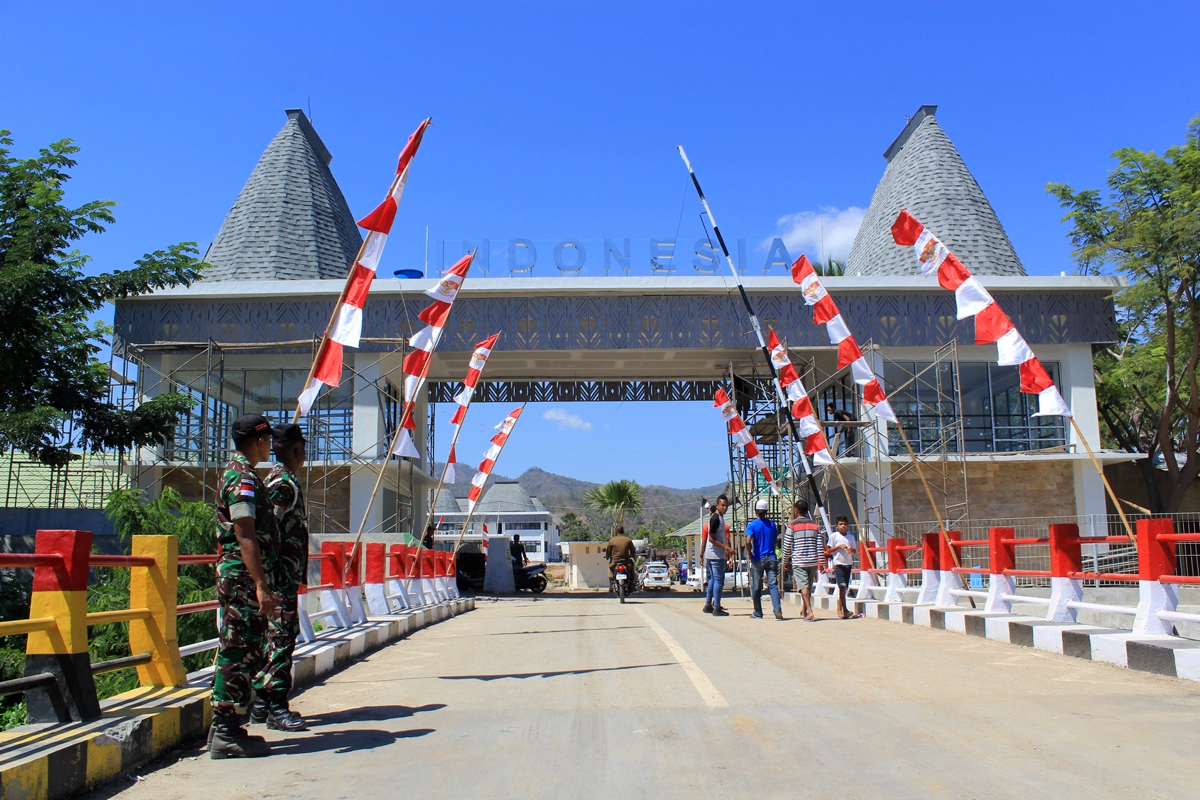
[678,146,835,538]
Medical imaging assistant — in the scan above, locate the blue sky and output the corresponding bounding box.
[3,1,1198,487]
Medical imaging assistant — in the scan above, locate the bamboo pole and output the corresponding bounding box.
[1070,416,1135,545]
[822,433,875,571]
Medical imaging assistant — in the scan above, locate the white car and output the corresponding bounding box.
[640,560,671,590]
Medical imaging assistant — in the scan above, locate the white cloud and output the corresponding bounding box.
[543,408,592,432]
[763,206,866,262]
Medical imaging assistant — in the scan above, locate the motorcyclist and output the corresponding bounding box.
[604,525,637,588]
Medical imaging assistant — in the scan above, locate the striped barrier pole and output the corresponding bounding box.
[363,543,391,617]
[1134,518,1177,635]
[1047,524,1083,623]
[316,543,352,628]
[984,528,1016,613]
[915,533,941,605]
[933,530,963,607]
[24,529,101,723]
[128,535,187,687]
[341,541,368,624]
[385,544,414,610]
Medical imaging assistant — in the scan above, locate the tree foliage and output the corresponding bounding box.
[0,130,204,465]
[584,479,643,531]
[1047,115,1200,512]
[557,511,600,541]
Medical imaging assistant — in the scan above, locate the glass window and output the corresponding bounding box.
[244,370,283,422]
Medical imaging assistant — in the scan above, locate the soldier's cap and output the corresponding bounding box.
[231,414,272,442]
[272,423,307,445]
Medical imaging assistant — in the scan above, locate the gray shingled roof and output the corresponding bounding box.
[846,106,1025,277]
[201,110,362,282]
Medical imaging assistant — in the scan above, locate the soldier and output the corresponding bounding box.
[249,423,310,731]
[210,414,278,759]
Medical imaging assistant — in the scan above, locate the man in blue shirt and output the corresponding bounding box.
[745,499,783,620]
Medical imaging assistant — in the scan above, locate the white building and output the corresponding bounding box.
[434,481,560,562]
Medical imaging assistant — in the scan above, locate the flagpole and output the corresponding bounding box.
[344,342,437,583]
[291,170,406,424]
[291,117,432,423]
[450,403,528,557]
[678,146,834,539]
[413,333,502,559]
[1069,416,1135,543]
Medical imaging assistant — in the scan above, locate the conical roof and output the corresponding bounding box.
[201,109,362,281]
[846,106,1025,277]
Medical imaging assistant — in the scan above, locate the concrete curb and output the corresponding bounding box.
[786,591,1200,680]
[0,597,474,800]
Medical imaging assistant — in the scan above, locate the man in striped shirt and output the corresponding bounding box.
[782,500,824,621]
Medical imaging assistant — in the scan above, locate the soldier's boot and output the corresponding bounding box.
[266,692,309,732]
[210,711,271,759]
[248,692,270,724]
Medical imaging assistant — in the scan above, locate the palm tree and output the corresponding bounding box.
[813,257,846,276]
[584,479,643,531]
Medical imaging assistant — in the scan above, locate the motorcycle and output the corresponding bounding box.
[513,562,548,593]
[609,560,637,603]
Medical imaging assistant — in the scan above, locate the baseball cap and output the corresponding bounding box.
[231,414,271,441]
[272,423,307,445]
[755,499,769,511]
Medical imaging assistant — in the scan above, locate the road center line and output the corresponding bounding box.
[633,606,728,709]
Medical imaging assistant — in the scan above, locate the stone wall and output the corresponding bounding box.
[891,459,1076,524]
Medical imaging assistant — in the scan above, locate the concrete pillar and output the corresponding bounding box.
[350,352,384,537]
[1058,343,1107,534]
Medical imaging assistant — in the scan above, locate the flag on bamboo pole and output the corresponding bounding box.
[790,256,898,424]
[467,407,524,513]
[450,333,501,426]
[298,118,432,416]
[444,445,456,484]
[765,331,835,466]
[392,251,477,458]
[890,210,1071,417]
[713,387,781,495]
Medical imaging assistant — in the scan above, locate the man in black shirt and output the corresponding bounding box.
[510,533,529,569]
[826,402,856,452]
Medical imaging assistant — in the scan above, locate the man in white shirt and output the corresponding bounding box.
[826,514,859,619]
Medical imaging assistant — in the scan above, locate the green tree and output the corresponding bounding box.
[1048,115,1200,512]
[557,511,596,542]
[584,479,643,532]
[813,257,846,276]
[0,131,204,466]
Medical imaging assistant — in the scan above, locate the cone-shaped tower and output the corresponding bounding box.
[201,109,362,281]
[846,106,1025,277]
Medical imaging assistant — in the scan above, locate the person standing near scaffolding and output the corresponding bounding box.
[210,414,278,759]
[700,495,732,617]
[250,423,310,733]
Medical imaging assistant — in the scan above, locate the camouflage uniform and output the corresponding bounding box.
[213,452,279,712]
[258,464,309,695]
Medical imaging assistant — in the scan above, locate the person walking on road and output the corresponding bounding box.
[827,514,860,620]
[249,423,310,733]
[782,500,824,621]
[700,495,732,616]
[745,499,783,620]
[210,414,279,759]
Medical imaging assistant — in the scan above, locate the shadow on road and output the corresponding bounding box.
[269,727,434,755]
[438,663,673,681]
[305,703,446,726]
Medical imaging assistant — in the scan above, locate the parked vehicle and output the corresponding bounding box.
[610,561,636,602]
[514,562,548,593]
[640,560,671,591]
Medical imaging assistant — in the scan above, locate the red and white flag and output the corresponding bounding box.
[891,210,1071,417]
[713,388,782,495]
[299,118,431,416]
[790,256,897,424]
[764,331,836,466]
[444,445,457,484]
[467,407,524,514]
[450,333,501,426]
[391,252,476,458]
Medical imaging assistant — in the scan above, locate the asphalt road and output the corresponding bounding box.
[90,593,1200,799]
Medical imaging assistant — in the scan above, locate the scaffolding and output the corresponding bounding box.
[0,338,417,536]
[722,340,970,553]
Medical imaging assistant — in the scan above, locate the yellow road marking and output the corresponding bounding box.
[633,606,728,709]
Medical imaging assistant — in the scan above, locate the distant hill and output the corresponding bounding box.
[432,463,725,535]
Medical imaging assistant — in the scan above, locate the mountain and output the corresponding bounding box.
[432,464,726,534]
